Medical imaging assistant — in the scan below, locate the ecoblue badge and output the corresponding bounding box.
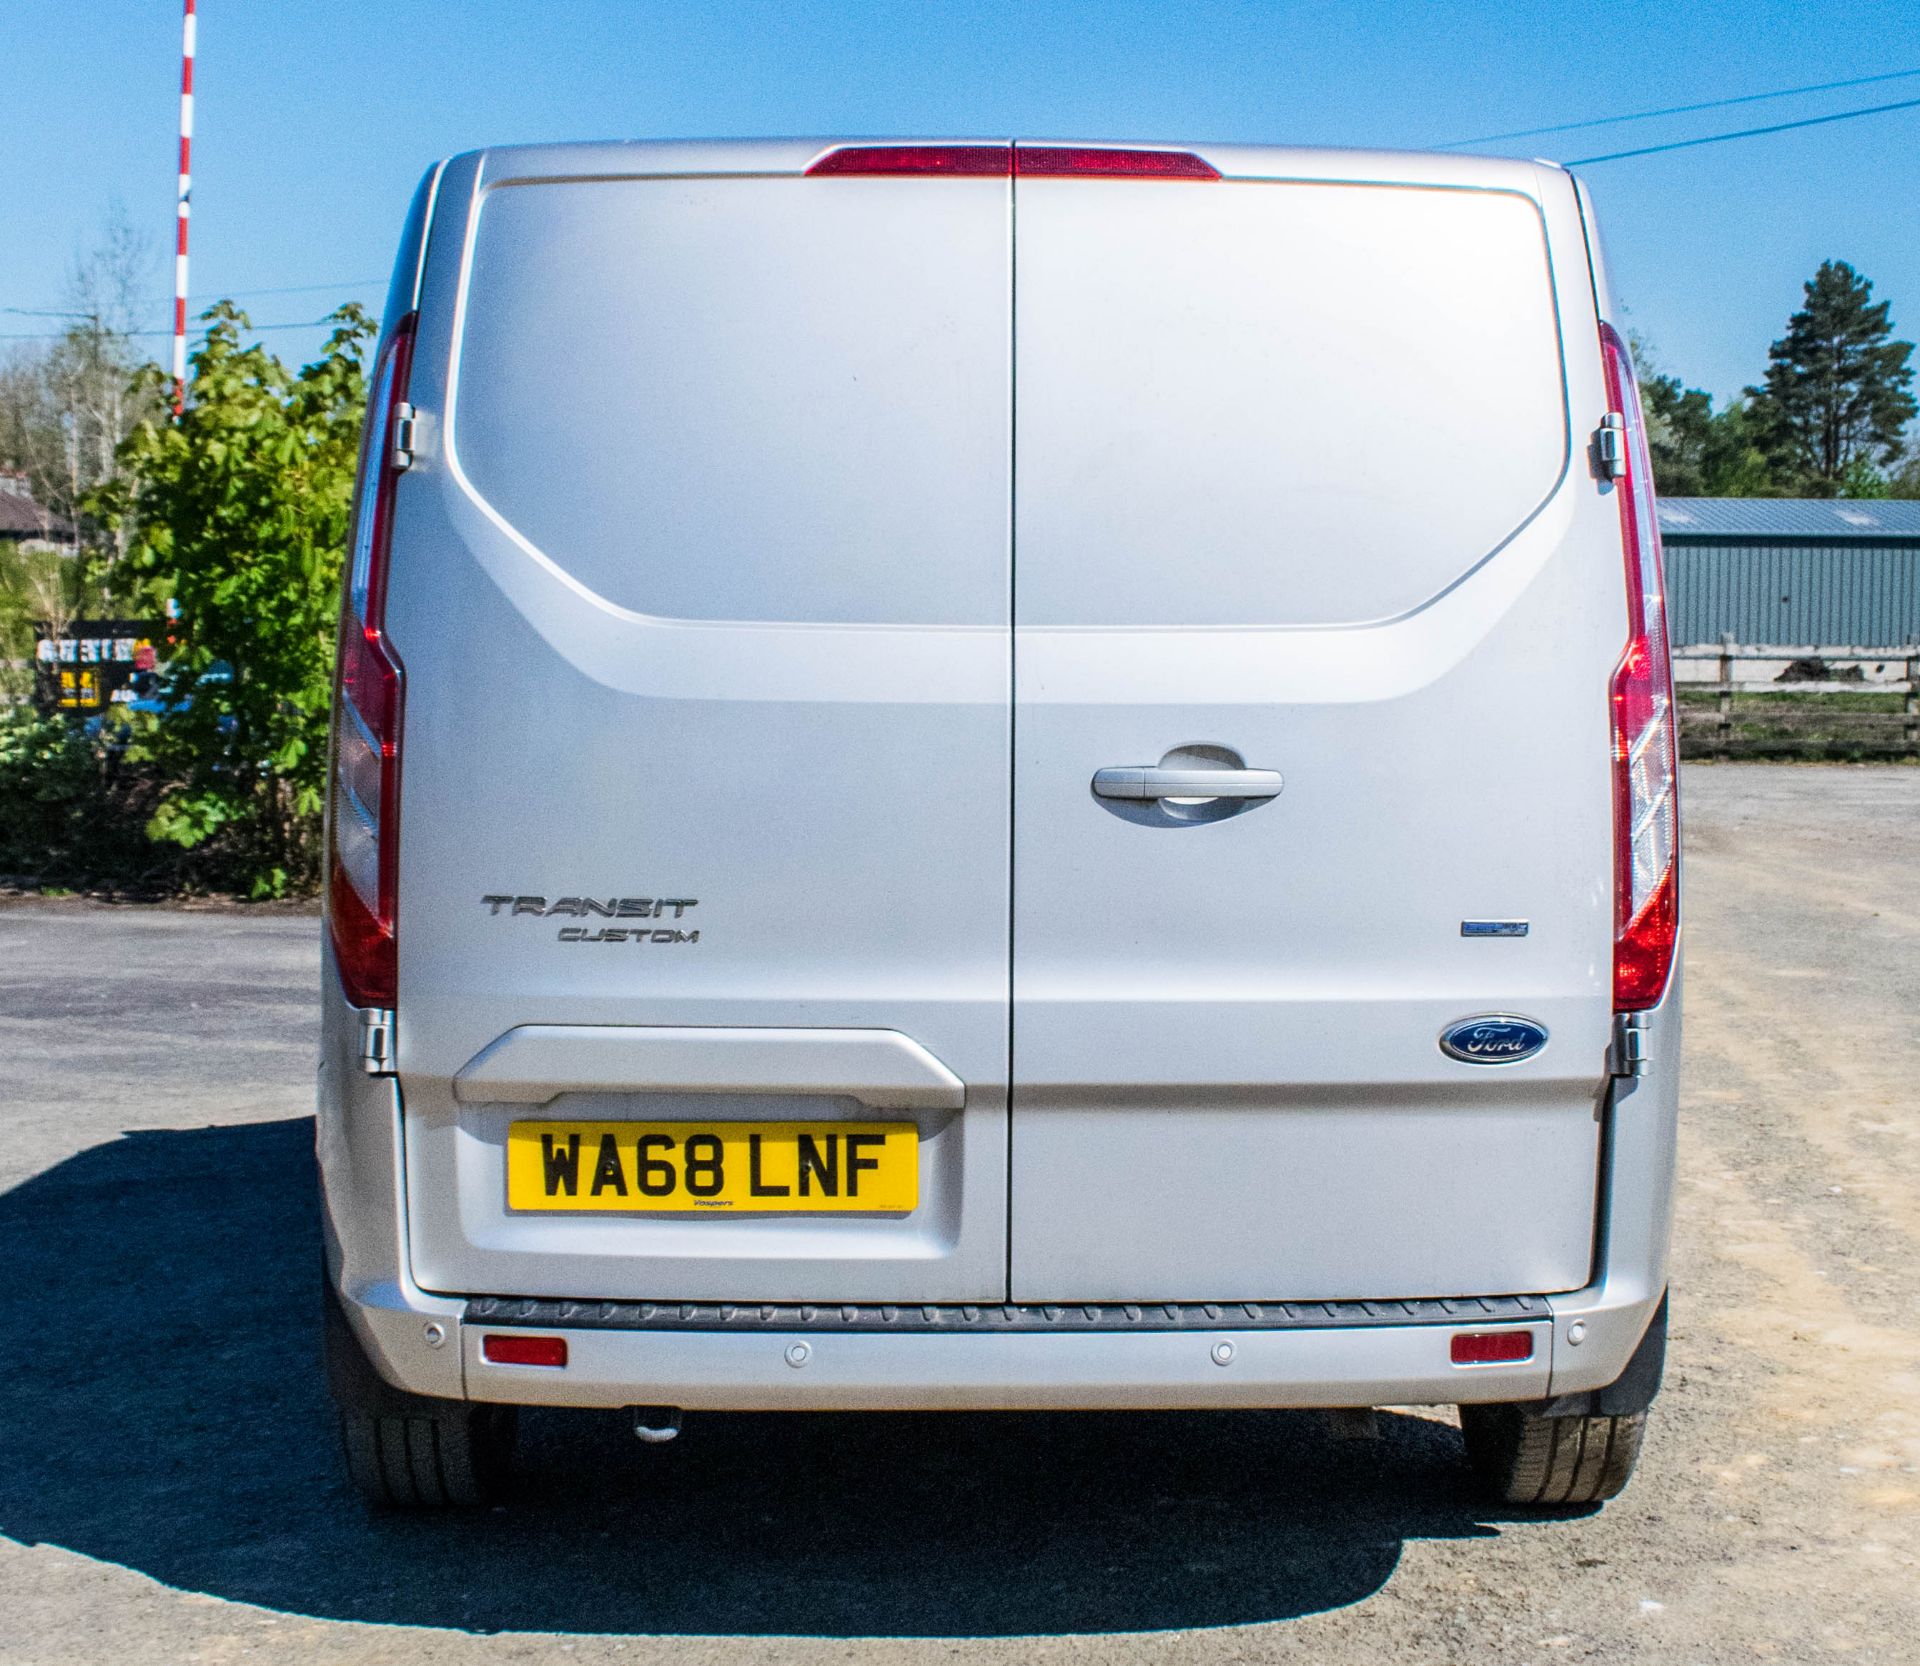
[1440,1015,1549,1065]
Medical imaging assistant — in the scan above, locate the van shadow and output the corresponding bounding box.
[0,1118,1535,1638]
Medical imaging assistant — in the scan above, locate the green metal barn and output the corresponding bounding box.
[1656,498,1920,649]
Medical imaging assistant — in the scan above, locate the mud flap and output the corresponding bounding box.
[1542,1290,1668,1419]
[322,1269,462,1415]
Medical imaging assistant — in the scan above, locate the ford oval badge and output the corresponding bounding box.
[1440,1015,1549,1065]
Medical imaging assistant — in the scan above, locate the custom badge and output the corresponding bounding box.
[480,894,700,945]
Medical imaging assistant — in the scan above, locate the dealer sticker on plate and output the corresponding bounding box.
[505,1120,919,1214]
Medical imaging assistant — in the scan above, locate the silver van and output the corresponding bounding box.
[319,139,1680,1510]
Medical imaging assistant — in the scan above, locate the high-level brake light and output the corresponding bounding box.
[804,144,1219,179]
[1600,322,1679,1012]
[325,315,413,1010]
[806,144,1011,176]
[1016,145,1219,178]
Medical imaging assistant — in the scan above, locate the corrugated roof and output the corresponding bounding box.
[0,490,74,540]
[1656,497,1920,538]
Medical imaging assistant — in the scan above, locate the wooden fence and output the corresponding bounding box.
[1675,643,1920,759]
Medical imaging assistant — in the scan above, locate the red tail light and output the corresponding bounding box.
[326,316,414,1009]
[1015,145,1219,179]
[806,144,1011,176]
[1599,322,1678,1012]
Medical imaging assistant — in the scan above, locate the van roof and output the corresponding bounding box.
[453,138,1567,196]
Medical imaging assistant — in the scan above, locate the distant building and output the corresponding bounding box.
[0,470,77,551]
[1657,497,1920,649]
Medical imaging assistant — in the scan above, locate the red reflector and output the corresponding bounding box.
[482,1334,568,1368]
[806,144,1011,176]
[1015,146,1219,179]
[1450,1330,1534,1366]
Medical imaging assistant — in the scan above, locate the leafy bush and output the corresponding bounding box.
[91,303,373,896]
[0,709,190,892]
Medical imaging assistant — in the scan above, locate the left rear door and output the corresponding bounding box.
[390,149,1014,1303]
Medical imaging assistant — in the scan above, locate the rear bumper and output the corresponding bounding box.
[461,1306,1553,1410]
[333,1282,1656,1412]
[336,1278,1657,1411]
[318,950,1681,1414]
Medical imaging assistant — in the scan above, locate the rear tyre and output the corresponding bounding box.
[1459,1403,1646,1506]
[338,1403,518,1509]
[323,1267,517,1508]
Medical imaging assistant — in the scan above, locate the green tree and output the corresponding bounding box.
[0,205,161,561]
[1697,398,1785,497]
[1630,334,1783,497]
[1749,260,1916,496]
[1838,456,1891,499]
[1635,361,1716,496]
[1883,436,1920,498]
[94,302,373,895]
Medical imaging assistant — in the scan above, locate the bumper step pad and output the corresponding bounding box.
[465,1292,1550,1334]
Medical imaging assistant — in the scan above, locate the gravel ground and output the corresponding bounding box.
[1,762,1916,1663]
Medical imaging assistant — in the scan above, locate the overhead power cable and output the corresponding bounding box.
[1440,65,1920,147]
[0,315,355,342]
[1567,94,1920,164]
[3,278,384,343]
[173,277,384,303]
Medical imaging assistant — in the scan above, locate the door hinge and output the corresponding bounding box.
[358,1007,397,1076]
[1595,411,1628,481]
[1610,1010,1650,1078]
[391,402,417,471]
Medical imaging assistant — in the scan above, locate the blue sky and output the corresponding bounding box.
[6,0,1919,405]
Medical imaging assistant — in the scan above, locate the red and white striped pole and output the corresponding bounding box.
[172,0,195,415]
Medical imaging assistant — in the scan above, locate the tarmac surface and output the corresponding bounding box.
[1,762,1917,1663]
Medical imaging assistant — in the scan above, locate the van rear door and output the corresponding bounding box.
[391,148,1012,1303]
[1008,153,1620,1302]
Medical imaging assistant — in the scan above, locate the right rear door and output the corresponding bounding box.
[1008,155,1623,1303]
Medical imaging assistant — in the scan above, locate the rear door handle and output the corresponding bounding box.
[1091,767,1284,801]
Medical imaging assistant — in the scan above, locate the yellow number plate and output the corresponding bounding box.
[505,1121,919,1214]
